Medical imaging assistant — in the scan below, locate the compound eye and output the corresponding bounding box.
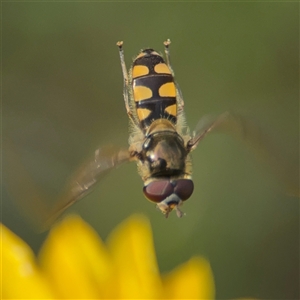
[174,179,194,201]
[143,180,174,203]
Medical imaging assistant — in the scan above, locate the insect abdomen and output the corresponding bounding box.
[131,49,177,129]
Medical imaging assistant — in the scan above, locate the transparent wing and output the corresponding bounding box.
[3,141,131,230]
[188,111,299,197]
[44,145,131,228]
[187,112,229,150]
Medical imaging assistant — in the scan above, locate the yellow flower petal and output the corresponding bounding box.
[163,256,215,299]
[3,214,218,299]
[1,224,55,299]
[38,215,112,299]
[107,214,162,299]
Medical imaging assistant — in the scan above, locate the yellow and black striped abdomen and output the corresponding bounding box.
[131,49,177,129]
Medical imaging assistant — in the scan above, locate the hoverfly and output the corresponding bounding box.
[41,39,298,226]
[46,39,216,221]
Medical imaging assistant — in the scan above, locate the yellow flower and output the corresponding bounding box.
[1,214,215,299]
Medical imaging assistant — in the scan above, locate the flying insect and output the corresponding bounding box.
[42,39,298,225]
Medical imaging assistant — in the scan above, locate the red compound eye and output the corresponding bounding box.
[143,179,194,203]
[174,179,194,200]
[143,180,174,203]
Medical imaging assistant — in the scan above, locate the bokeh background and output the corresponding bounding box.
[2,2,299,299]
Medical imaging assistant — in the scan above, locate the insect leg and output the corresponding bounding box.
[163,39,174,76]
[116,41,141,128]
[163,39,185,111]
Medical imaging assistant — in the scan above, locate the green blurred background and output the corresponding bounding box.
[2,2,299,299]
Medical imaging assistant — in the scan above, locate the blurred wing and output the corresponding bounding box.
[4,140,131,230]
[188,112,299,197]
[44,145,131,228]
[187,112,229,150]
